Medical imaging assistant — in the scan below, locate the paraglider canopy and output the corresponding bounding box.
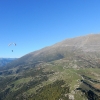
[8,43,16,52]
[8,43,16,46]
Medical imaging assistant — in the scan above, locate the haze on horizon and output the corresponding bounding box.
[0,0,100,58]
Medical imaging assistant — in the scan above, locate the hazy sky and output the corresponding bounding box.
[0,0,100,58]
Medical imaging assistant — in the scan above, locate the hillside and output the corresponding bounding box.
[0,34,100,100]
[2,34,100,70]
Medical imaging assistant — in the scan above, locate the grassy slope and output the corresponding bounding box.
[1,62,100,100]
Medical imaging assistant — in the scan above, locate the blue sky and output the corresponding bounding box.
[0,0,100,58]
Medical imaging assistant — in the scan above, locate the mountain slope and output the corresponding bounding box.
[0,34,100,100]
[3,34,100,70]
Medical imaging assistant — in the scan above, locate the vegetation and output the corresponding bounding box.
[0,58,100,100]
[31,80,69,100]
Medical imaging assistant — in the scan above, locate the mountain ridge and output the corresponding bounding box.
[2,34,100,70]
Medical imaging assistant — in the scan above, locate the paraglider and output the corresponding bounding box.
[8,43,16,52]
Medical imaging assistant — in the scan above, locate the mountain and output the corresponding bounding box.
[3,34,100,70]
[0,34,100,100]
[0,58,17,67]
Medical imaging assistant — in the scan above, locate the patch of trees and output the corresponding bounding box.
[0,67,55,100]
[0,75,48,100]
[31,80,69,100]
[23,68,54,78]
[0,80,69,100]
[22,68,43,78]
[0,76,15,91]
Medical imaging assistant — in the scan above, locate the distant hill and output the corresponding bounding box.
[0,58,17,67]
